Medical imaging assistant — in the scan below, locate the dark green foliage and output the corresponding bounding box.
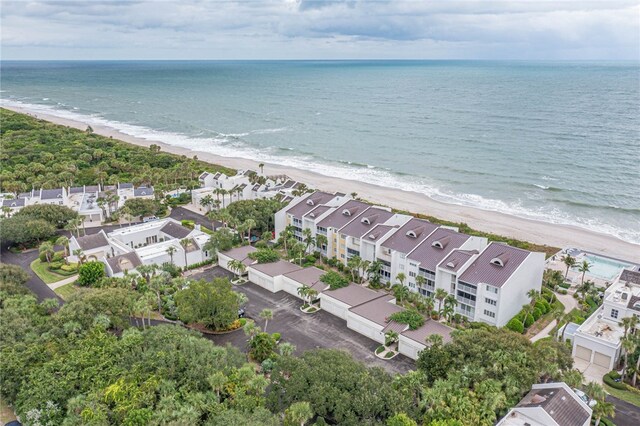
[0,108,234,192]
[532,308,542,320]
[604,371,627,390]
[122,198,165,219]
[389,310,425,330]
[319,271,349,290]
[505,318,524,334]
[267,349,410,425]
[14,204,79,228]
[77,261,105,287]
[0,263,30,297]
[175,278,239,331]
[0,215,56,246]
[249,248,280,264]
[248,332,277,363]
[204,228,235,255]
[523,313,535,328]
[225,199,284,233]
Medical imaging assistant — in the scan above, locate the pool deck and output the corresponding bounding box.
[546,248,639,288]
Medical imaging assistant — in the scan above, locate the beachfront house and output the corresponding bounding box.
[572,267,640,373]
[496,382,592,426]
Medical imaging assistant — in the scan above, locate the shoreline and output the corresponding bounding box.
[4,104,639,263]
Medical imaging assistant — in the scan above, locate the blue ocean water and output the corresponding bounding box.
[1,60,639,243]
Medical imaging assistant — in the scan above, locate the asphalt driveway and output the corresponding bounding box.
[190,268,416,375]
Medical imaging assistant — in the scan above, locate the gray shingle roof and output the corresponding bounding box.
[134,187,154,197]
[458,242,531,288]
[322,284,386,307]
[407,228,471,272]
[40,188,63,200]
[250,260,302,277]
[85,185,100,192]
[286,191,336,219]
[2,198,25,207]
[381,218,439,253]
[362,224,395,242]
[348,294,402,326]
[283,267,328,292]
[401,320,454,345]
[304,205,332,220]
[160,222,192,239]
[620,268,640,285]
[106,252,142,274]
[222,245,257,263]
[438,249,479,273]
[339,207,394,239]
[119,182,134,189]
[69,186,85,194]
[76,232,110,251]
[516,386,591,426]
[318,199,370,229]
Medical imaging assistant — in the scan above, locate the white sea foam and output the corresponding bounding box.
[3,99,638,244]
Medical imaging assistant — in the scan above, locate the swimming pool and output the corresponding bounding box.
[577,254,633,281]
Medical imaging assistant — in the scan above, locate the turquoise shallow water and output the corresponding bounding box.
[1,60,639,243]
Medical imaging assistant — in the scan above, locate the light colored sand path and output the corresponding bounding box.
[49,275,78,290]
[5,104,639,263]
[530,319,558,342]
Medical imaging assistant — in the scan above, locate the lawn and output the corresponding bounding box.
[55,282,81,300]
[604,383,640,406]
[30,258,71,284]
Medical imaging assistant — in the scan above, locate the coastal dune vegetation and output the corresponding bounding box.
[0,108,234,193]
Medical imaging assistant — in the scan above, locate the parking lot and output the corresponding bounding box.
[190,267,416,375]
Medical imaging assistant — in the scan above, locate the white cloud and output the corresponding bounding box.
[1,0,638,59]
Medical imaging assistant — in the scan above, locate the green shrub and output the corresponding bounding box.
[376,346,384,354]
[384,351,395,358]
[506,318,524,334]
[261,358,275,373]
[523,313,535,328]
[535,301,548,314]
[48,261,64,270]
[52,252,64,262]
[532,308,542,320]
[305,254,316,264]
[559,282,571,289]
[389,310,425,330]
[320,271,350,290]
[272,332,281,341]
[39,252,48,263]
[249,248,280,264]
[77,261,105,287]
[558,289,568,295]
[604,371,627,390]
[60,263,78,272]
[239,318,247,326]
[181,220,195,229]
[254,240,268,249]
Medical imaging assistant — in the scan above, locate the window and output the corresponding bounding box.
[483,309,496,318]
[340,254,345,259]
[611,309,619,319]
[486,285,498,294]
[409,271,416,278]
[399,264,404,270]
[485,298,497,306]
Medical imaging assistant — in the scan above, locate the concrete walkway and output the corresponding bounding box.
[49,275,78,290]
[557,291,579,313]
[530,319,557,342]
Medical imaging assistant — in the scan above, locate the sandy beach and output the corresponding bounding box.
[5,104,639,263]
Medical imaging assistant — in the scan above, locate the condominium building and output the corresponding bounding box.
[274,191,545,328]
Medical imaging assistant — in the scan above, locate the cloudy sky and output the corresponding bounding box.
[2,0,639,60]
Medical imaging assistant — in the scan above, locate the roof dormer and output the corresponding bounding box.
[361,214,378,225]
[431,236,450,249]
[490,252,510,267]
[406,226,425,239]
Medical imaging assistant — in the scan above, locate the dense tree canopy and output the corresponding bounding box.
[0,108,234,192]
[14,204,79,228]
[225,199,284,233]
[0,215,57,246]
[175,278,239,331]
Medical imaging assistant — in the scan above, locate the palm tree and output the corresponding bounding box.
[622,336,637,380]
[166,246,177,265]
[393,284,410,305]
[297,284,310,304]
[244,218,257,242]
[39,241,55,264]
[633,334,640,387]
[66,217,84,238]
[315,234,328,258]
[578,260,592,285]
[384,330,399,347]
[396,272,406,287]
[592,398,615,426]
[281,225,294,252]
[366,260,383,286]
[207,371,227,402]
[284,401,314,426]
[228,259,246,279]
[585,382,606,402]
[258,163,265,174]
[302,228,315,254]
[527,289,540,304]
[350,192,358,199]
[621,316,638,339]
[72,248,86,265]
[55,236,70,263]
[562,254,577,279]
[200,194,214,212]
[443,294,458,322]
[434,288,448,318]
[561,369,584,389]
[279,342,296,357]
[136,264,158,285]
[423,295,435,316]
[347,255,362,282]
[259,308,273,332]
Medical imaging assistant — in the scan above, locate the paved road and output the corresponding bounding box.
[191,268,416,375]
[607,395,640,426]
